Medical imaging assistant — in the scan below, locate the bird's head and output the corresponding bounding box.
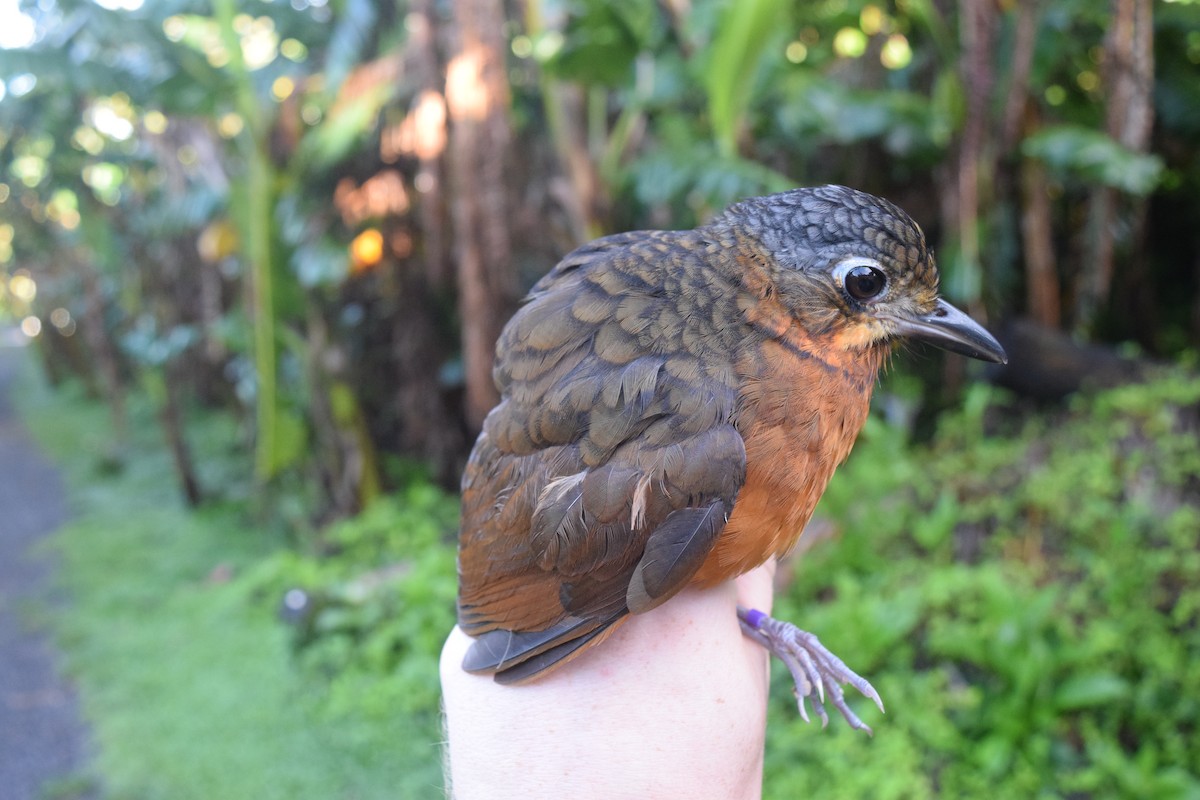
[718,185,1007,364]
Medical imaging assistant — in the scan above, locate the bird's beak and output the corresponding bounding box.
[889,298,1008,364]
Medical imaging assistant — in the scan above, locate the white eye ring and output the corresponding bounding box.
[832,257,883,283]
[832,257,890,303]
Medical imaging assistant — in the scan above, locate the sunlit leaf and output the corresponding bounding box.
[631,144,792,211]
[294,81,394,169]
[271,407,308,474]
[776,74,942,159]
[703,0,786,158]
[1053,672,1130,711]
[1022,125,1166,195]
[542,0,660,86]
[930,69,964,145]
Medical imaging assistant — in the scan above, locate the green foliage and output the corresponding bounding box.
[1023,125,1166,195]
[773,74,946,160]
[243,487,460,719]
[293,73,400,170]
[543,0,662,86]
[763,370,1200,798]
[703,0,788,158]
[631,143,793,214]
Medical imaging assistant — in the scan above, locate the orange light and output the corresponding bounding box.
[350,228,384,273]
[446,50,489,121]
[334,171,410,228]
[382,90,447,163]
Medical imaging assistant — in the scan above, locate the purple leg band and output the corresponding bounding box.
[744,608,767,629]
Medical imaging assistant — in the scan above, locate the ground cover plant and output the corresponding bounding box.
[763,368,1200,798]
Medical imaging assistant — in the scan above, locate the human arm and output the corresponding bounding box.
[440,562,776,800]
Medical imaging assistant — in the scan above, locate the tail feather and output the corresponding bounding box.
[462,616,600,674]
[461,611,628,681]
[494,613,628,685]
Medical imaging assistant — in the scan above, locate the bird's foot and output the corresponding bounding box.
[738,606,884,735]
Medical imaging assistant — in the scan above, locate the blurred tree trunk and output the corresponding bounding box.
[159,360,204,507]
[407,0,453,288]
[143,233,211,507]
[407,6,458,470]
[1021,151,1060,328]
[337,0,469,486]
[935,0,998,398]
[1003,2,1060,328]
[446,0,518,430]
[391,257,466,484]
[79,258,128,444]
[216,0,287,484]
[1019,96,1061,329]
[306,306,380,519]
[950,0,997,317]
[526,0,608,244]
[999,0,1039,154]
[1077,0,1154,331]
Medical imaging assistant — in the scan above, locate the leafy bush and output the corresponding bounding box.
[764,368,1200,798]
[243,485,460,720]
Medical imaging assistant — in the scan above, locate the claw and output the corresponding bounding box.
[737,605,883,735]
[796,693,810,724]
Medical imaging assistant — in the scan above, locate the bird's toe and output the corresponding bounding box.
[737,606,884,735]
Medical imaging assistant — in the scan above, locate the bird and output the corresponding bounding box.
[454,185,1007,732]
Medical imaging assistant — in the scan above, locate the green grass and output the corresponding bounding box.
[16,359,448,800]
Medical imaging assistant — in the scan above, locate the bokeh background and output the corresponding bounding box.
[1,0,1199,797]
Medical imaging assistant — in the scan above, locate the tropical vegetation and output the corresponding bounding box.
[1,0,1197,796]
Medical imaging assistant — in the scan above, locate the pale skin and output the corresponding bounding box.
[439,561,777,800]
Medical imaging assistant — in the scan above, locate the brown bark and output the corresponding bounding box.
[447,0,518,429]
[1001,3,1062,327]
[542,82,607,244]
[935,0,998,399]
[958,0,995,288]
[999,0,1039,155]
[944,0,998,318]
[406,0,454,289]
[305,307,383,519]
[1078,0,1154,329]
[1020,152,1060,328]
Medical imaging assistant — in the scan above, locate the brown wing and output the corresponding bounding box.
[457,230,749,683]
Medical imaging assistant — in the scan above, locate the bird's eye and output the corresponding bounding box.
[844,265,888,302]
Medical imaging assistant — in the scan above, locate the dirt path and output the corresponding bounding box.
[0,347,96,798]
